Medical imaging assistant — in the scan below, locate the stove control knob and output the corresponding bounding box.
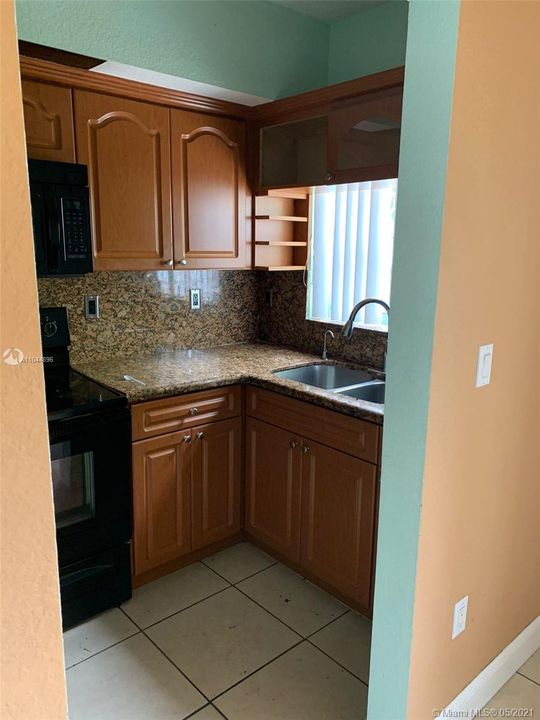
[42,321,58,338]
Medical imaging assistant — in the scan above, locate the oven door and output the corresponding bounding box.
[49,408,132,567]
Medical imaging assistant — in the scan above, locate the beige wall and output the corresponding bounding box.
[407,1,540,717]
[0,2,67,718]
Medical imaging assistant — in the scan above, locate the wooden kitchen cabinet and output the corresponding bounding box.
[191,417,242,549]
[74,90,173,271]
[22,80,76,162]
[132,429,192,575]
[327,86,403,185]
[171,110,248,268]
[300,440,377,610]
[245,417,302,562]
[132,388,243,582]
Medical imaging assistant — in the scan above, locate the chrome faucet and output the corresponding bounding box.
[341,298,390,339]
[322,329,335,360]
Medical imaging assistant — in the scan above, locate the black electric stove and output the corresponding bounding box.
[45,368,126,421]
[41,307,132,629]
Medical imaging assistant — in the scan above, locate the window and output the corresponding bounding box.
[307,179,397,327]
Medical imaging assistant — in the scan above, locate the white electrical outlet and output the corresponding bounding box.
[190,288,201,311]
[476,343,494,387]
[452,595,468,639]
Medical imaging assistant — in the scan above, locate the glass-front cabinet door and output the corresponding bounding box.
[327,86,403,185]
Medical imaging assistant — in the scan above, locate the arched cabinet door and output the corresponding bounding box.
[22,80,75,162]
[74,90,173,270]
[171,110,248,269]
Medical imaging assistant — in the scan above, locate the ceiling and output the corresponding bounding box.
[270,0,383,24]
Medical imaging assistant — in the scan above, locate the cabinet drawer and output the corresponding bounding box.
[132,385,242,441]
[246,387,379,464]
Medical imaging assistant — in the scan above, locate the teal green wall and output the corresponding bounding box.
[328,1,409,84]
[15,0,329,99]
[367,2,460,718]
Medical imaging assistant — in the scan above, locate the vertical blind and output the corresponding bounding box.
[307,179,397,327]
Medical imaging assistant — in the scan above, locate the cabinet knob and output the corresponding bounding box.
[189,407,198,416]
[183,434,192,443]
[302,445,311,454]
[176,259,188,266]
[196,432,205,440]
[326,172,334,183]
[163,258,174,267]
[289,440,298,449]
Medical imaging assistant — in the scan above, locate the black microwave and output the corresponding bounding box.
[29,159,93,277]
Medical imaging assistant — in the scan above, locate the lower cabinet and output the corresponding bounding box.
[192,418,242,550]
[132,415,242,577]
[300,440,376,610]
[132,429,192,575]
[244,388,380,612]
[245,418,302,562]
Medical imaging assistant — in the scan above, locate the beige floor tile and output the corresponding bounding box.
[237,563,348,637]
[121,562,228,628]
[310,610,372,683]
[63,608,139,668]
[519,648,540,685]
[66,634,205,720]
[189,705,224,720]
[147,586,300,699]
[215,642,368,720]
[202,542,276,584]
[483,673,540,714]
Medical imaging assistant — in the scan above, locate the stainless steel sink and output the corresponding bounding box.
[337,381,385,404]
[272,363,376,390]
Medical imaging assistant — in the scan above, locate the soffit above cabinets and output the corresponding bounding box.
[270,0,384,24]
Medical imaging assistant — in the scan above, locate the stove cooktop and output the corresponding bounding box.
[45,369,127,422]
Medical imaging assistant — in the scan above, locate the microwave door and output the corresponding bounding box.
[30,185,51,277]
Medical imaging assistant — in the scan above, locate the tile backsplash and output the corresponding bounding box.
[257,271,388,370]
[38,271,259,363]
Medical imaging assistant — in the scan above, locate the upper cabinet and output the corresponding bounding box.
[327,86,403,185]
[256,70,404,191]
[22,80,75,162]
[259,116,327,189]
[171,110,248,269]
[74,91,173,271]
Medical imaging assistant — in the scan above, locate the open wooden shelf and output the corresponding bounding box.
[255,265,305,271]
[255,214,308,222]
[253,187,311,271]
[255,240,307,247]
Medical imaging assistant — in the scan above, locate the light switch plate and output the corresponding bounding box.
[452,595,468,639]
[190,288,201,311]
[476,343,493,387]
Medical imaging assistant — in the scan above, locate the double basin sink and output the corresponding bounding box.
[273,363,385,405]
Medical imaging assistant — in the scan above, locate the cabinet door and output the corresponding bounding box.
[300,441,377,609]
[245,417,302,562]
[74,90,173,270]
[22,80,75,162]
[327,86,403,185]
[191,417,242,550]
[132,430,192,575]
[171,110,248,268]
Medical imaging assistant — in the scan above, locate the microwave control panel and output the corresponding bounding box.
[61,198,91,260]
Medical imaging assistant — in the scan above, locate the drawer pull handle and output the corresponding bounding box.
[302,445,311,454]
[196,432,205,440]
[189,407,199,416]
[183,434,192,443]
[289,440,298,449]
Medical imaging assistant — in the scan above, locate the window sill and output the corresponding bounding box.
[306,317,388,335]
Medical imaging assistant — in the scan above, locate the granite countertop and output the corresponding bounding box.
[74,342,384,424]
